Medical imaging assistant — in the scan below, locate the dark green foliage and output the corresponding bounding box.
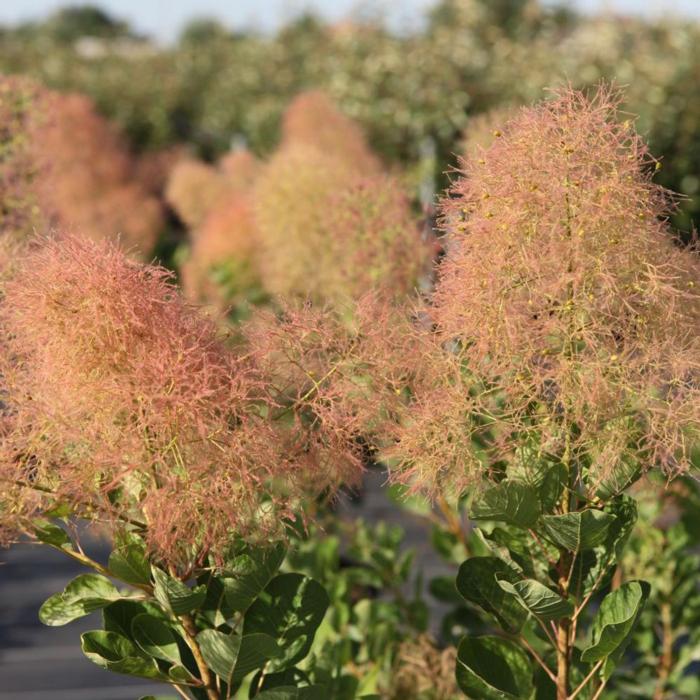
[38,533,331,698]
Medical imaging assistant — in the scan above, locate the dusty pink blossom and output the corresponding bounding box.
[165,158,231,230]
[181,193,264,313]
[0,77,164,256]
[245,294,423,488]
[389,86,700,497]
[0,234,358,567]
[254,144,429,305]
[166,149,261,232]
[280,90,380,175]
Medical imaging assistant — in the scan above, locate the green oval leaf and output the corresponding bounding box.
[108,539,151,585]
[32,519,73,550]
[539,509,615,551]
[594,456,641,500]
[470,481,541,528]
[39,574,121,626]
[222,541,287,613]
[581,580,651,664]
[152,567,206,615]
[496,577,574,621]
[456,635,534,699]
[456,557,528,633]
[131,613,182,665]
[231,632,284,686]
[81,630,167,680]
[243,573,329,672]
[196,629,241,684]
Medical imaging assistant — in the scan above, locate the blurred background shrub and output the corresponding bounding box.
[2,0,699,234]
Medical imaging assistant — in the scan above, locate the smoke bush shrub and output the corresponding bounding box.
[280,90,381,175]
[2,78,699,699]
[179,150,265,316]
[0,234,367,562]
[0,233,382,699]
[165,158,234,231]
[0,77,44,242]
[401,86,699,699]
[259,86,700,699]
[254,152,429,305]
[181,193,265,316]
[218,149,262,192]
[166,149,261,231]
[252,90,434,305]
[11,78,165,254]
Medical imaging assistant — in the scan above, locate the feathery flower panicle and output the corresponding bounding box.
[165,158,231,230]
[181,192,264,313]
[0,77,46,243]
[0,234,354,569]
[392,86,700,497]
[245,294,423,487]
[253,144,350,300]
[179,149,263,311]
[166,149,261,231]
[254,91,423,304]
[321,176,431,302]
[34,88,164,254]
[460,104,519,162]
[281,90,380,175]
[0,77,164,255]
[219,149,262,192]
[254,144,429,305]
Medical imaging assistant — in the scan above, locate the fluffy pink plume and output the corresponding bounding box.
[0,235,360,565]
[281,90,380,174]
[389,86,700,497]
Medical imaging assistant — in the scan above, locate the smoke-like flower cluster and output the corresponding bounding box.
[280,90,381,175]
[166,149,261,231]
[2,79,165,255]
[0,234,360,566]
[0,77,45,243]
[390,87,700,496]
[165,159,231,230]
[178,149,264,313]
[254,92,430,305]
[244,294,422,485]
[181,193,264,314]
[255,148,428,304]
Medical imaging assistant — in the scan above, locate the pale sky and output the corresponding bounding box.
[1,1,698,42]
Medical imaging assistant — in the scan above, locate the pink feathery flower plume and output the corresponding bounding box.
[280,90,381,175]
[387,85,700,498]
[254,93,431,305]
[0,234,359,567]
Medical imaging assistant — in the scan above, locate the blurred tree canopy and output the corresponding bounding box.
[27,5,134,42]
[1,0,699,232]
